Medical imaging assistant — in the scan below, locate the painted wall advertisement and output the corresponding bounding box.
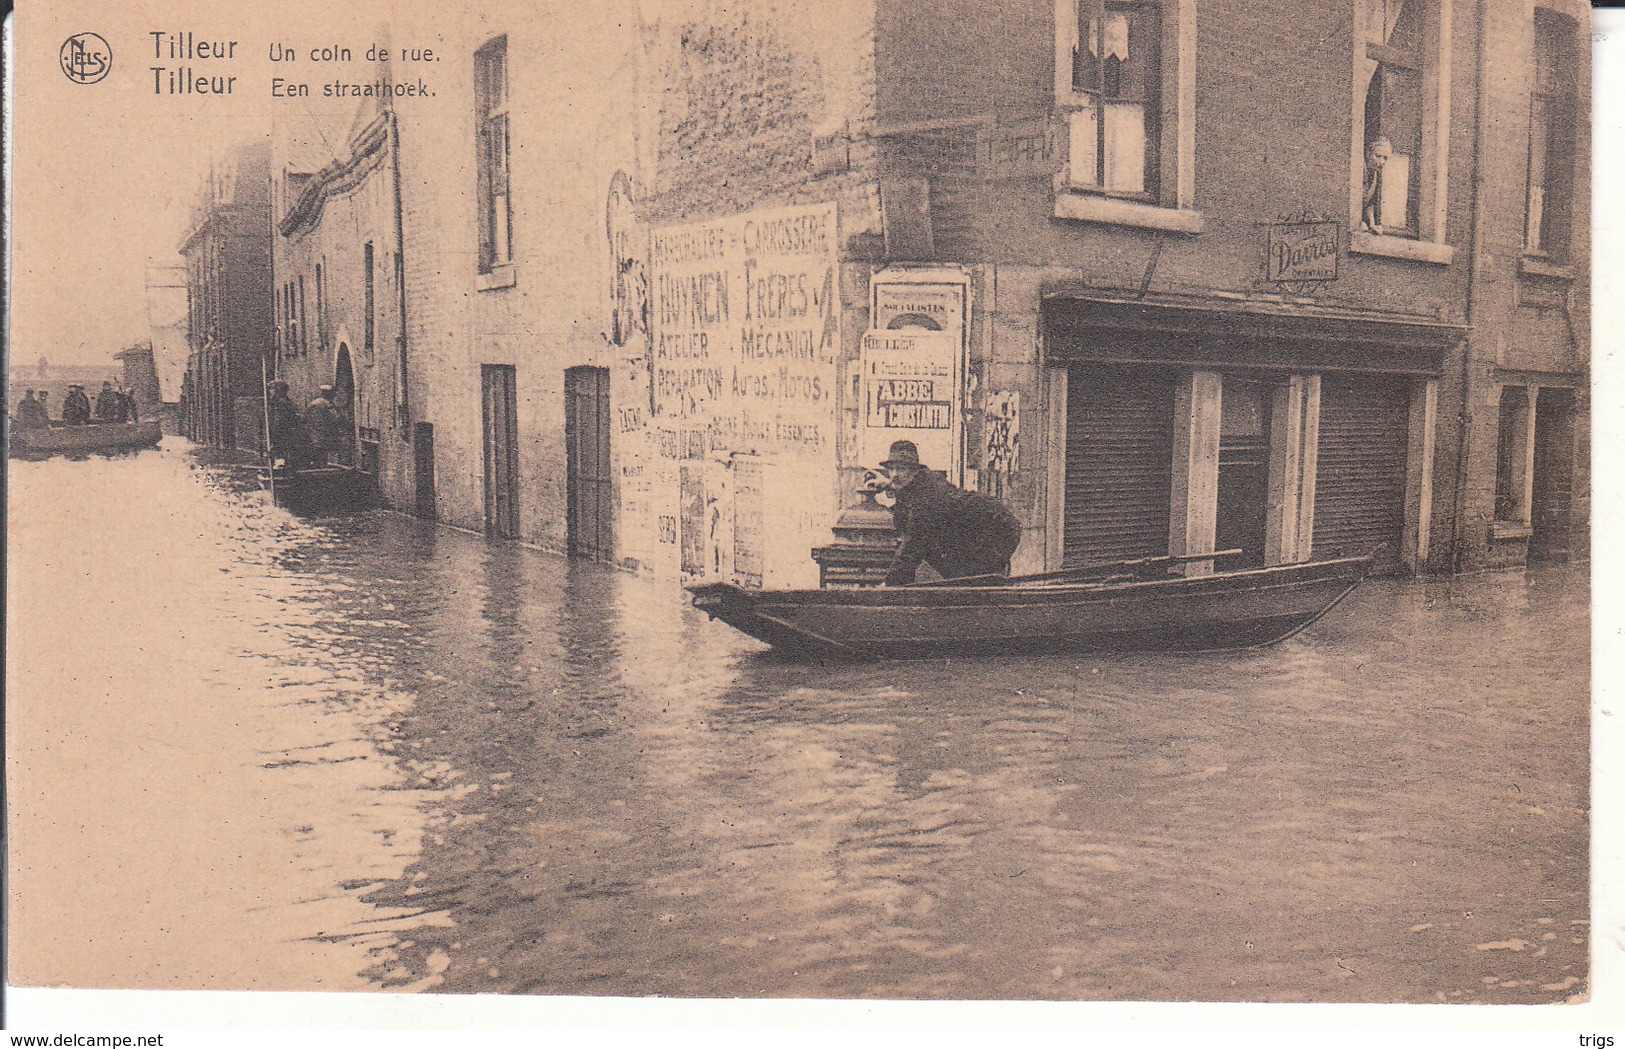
[645,202,841,588]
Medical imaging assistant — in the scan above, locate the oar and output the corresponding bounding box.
[904,549,1246,588]
[259,356,276,501]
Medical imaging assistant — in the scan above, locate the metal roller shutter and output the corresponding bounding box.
[1313,375,1410,573]
[1064,366,1177,566]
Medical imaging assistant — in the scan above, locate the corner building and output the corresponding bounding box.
[350,0,1588,584]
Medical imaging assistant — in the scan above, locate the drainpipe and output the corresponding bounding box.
[1450,0,1491,572]
[389,106,411,441]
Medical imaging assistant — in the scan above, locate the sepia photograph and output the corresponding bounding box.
[3,0,1615,1038]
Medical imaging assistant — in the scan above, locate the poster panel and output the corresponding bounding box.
[858,329,961,476]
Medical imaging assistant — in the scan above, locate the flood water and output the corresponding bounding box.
[7,441,1590,1003]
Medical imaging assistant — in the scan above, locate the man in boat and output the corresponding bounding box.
[13,390,48,431]
[119,385,140,422]
[62,385,92,426]
[36,391,53,425]
[303,385,344,466]
[95,381,126,423]
[880,440,1023,586]
[266,381,311,467]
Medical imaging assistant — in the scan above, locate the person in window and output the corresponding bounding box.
[880,440,1023,587]
[1361,136,1393,233]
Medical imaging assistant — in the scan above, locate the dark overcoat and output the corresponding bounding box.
[885,471,1022,586]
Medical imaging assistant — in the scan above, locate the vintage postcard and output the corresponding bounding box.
[4,0,1615,1038]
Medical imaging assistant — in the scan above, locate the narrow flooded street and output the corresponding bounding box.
[7,442,1589,1004]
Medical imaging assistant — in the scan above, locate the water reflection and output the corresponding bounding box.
[6,443,1589,1003]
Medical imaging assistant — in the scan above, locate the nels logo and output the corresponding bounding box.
[61,32,113,84]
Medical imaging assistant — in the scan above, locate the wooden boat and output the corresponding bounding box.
[687,551,1374,659]
[9,420,161,456]
[263,462,376,514]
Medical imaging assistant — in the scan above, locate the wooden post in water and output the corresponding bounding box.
[260,355,275,501]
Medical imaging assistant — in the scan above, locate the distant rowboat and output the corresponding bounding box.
[687,552,1374,660]
[9,420,162,457]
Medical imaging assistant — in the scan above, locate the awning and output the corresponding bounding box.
[1043,289,1468,376]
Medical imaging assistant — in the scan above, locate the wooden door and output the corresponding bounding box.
[565,366,613,560]
[481,364,520,538]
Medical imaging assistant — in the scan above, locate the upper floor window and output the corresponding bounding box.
[1526,9,1579,260]
[1054,0,1200,232]
[1068,0,1161,198]
[475,36,512,273]
[281,280,300,360]
[1354,0,1450,252]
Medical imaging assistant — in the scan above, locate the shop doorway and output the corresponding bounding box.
[332,347,357,468]
[564,366,613,561]
[413,422,437,521]
[1216,378,1274,567]
[481,364,520,538]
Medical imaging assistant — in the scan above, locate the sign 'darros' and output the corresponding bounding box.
[1267,221,1341,282]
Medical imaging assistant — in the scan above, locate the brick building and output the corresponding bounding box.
[271,97,408,493]
[180,140,274,451]
[1457,0,1590,568]
[278,0,1587,583]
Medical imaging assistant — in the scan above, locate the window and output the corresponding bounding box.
[282,281,299,360]
[1054,0,1199,232]
[475,36,512,272]
[1353,0,1451,256]
[364,241,376,354]
[1526,9,1578,259]
[1068,0,1160,198]
[1360,2,1424,235]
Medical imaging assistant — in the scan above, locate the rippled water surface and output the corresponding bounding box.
[7,442,1589,1002]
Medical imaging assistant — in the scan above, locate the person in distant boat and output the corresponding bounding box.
[266,381,311,466]
[62,385,92,426]
[95,381,126,423]
[304,385,344,466]
[13,390,48,431]
[880,440,1023,587]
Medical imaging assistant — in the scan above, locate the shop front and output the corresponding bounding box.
[1043,293,1465,576]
